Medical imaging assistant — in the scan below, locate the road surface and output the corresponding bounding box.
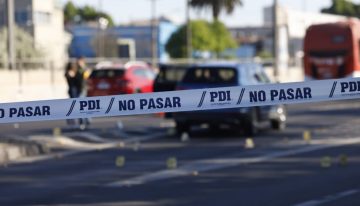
[0,100,360,206]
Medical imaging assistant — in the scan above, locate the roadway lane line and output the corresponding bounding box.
[293,189,359,206]
[106,137,360,187]
[63,132,112,143]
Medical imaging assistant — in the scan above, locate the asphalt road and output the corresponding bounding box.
[1,100,360,206]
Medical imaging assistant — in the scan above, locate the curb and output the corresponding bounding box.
[0,138,50,165]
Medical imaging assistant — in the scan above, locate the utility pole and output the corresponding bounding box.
[273,0,279,81]
[97,0,103,58]
[151,0,158,68]
[7,0,15,70]
[186,0,192,61]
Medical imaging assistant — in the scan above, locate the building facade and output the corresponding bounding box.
[67,18,178,62]
[229,6,347,62]
[0,0,70,69]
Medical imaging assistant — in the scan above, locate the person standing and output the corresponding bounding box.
[76,57,91,129]
[65,62,83,128]
[76,56,90,96]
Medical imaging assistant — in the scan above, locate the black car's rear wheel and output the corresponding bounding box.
[175,121,189,135]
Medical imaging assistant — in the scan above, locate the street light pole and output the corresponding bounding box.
[97,0,103,58]
[186,0,192,61]
[151,0,158,68]
[273,0,279,81]
[7,0,15,70]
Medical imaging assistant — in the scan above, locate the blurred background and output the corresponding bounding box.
[2,1,360,206]
[0,0,355,102]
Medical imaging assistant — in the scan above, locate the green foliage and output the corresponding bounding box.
[190,0,242,20]
[210,20,237,55]
[64,1,77,23]
[321,0,358,17]
[165,20,237,58]
[166,20,215,58]
[63,1,114,26]
[78,5,98,21]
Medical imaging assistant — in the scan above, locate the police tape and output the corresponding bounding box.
[0,78,360,124]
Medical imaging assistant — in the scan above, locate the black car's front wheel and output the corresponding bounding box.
[271,119,286,131]
[243,108,258,136]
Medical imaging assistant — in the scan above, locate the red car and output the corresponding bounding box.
[87,62,156,97]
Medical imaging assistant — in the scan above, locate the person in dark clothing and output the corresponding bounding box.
[76,57,91,129]
[65,62,83,127]
[65,62,83,98]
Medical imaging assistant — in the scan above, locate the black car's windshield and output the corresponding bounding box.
[157,65,188,82]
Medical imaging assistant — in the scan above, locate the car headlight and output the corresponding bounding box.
[269,106,286,120]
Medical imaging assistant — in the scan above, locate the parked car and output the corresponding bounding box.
[153,63,190,92]
[153,63,191,118]
[173,62,287,136]
[87,61,155,97]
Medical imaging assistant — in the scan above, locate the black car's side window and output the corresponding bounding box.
[183,67,237,84]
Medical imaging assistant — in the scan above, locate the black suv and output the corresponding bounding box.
[173,62,287,136]
[153,63,190,92]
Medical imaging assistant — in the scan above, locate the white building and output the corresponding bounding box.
[263,6,347,58]
[0,0,70,69]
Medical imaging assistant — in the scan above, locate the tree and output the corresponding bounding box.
[165,20,237,58]
[64,1,78,24]
[190,0,242,21]
[63,1,114,26]
[166,20,215,58]
[321,0,357,17]
[210,20,237,56]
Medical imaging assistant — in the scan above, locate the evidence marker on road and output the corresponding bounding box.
[53,127,61,137]
[338,154,348,166]
[320,156,332,168]
[115,156,126,168]
[167,157,177,169]
[303,130,311,144]
[245,138,255,149]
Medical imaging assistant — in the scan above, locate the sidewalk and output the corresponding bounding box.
[0,139,49,165]
[0,69,68,103]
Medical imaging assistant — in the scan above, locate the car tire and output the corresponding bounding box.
[175,121,189,135]
[243,108,258,136]
[271,120,286,131]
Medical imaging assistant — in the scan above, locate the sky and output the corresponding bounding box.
[63,0,360,26]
